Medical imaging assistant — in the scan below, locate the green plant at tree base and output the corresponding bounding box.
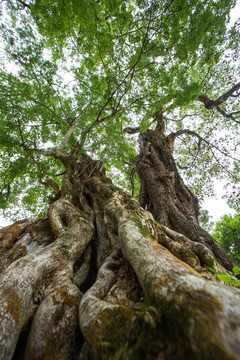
[206,265,240,287]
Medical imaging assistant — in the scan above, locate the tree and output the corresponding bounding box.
[199,208,214,232]
[212,213,240,264]
[0,1,240,359]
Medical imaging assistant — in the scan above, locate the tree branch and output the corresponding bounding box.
[123,126,141,134]
[57,117,78,152]
[209,148,239,181]
[215,106,240,124]
[214,82,240,106]
[166,129,239,162]
[18,0,30,8]
[77,4,155,149]
[30,156,60,195]
[155,106,165,133]
[167,129,199,152]
[0,184,11,199]
[26,95,64,121]
[198,82,240,123]
[16,119,61,193]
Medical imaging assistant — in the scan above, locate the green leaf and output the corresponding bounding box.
[217,274,232,283]
[205,266,216,274]
[232,266,240,275]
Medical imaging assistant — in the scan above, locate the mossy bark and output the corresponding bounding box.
[0,154,240,360]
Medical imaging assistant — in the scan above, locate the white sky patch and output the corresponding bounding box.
[202,180,236,221]
[229,0,240,27]
[0,218,12,228]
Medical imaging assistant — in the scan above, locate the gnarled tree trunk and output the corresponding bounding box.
[0,150,240,360]
[136,129,236,271]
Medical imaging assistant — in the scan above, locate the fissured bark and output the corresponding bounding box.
[136,129,237,271]
[0,153,240,360]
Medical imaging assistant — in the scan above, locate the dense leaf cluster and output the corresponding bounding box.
[0,0,239,219]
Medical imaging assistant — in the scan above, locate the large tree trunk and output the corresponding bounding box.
[136,129,237,271]
[0,152,240,360]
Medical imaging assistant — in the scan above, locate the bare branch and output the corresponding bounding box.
[198,82,240,123]
[26,95,64,121]
[0,184,11,199]
[16,0,31,9]
[167,129,199,152]
[166,129,239,162]
[77,4,156,148]
[215,106,240,124]
[210,148,239,181]
[35,69,68,119]
[164,112,201,123]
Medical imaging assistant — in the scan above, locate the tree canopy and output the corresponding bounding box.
[1,3,240,359]
[0,0,240,220]
[212,212,240,264]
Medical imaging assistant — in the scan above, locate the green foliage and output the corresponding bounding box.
[206,266,240,287]
[199,208,214,232]
[0,0,239,219]
[212,213,240,264]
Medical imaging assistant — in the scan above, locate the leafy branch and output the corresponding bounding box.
[206,266,240,287]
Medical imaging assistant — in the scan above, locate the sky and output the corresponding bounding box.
[201,1,240,222]
[229,1,240,27]
[0,1,239,228]
[202,180,235,222]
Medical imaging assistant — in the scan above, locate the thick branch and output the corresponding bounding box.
[123,126,141,134]
[198,82,240,123]
[214,82,240,106]
[166,129,201,152]
[57,117,78,152]
[154,106,165,133]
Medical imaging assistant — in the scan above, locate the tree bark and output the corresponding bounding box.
[136,129,237,271]
[0,152,240,360]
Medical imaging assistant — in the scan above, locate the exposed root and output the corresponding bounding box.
[0,219,32,254]
[0,199,94,360]
[79,248,141,359]
[24,279,82,360]
[104,191,240,359]
[157,225,226,277]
